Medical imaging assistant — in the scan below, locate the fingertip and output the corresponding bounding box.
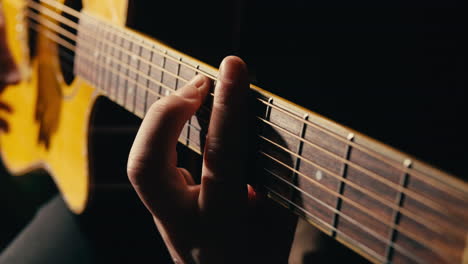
[219,56,248,86]
[175,74,211,103]
[196,74,212,99]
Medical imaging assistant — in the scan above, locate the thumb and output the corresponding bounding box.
[127,74,210,218]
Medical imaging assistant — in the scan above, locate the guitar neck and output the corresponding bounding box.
[73,11,468,264]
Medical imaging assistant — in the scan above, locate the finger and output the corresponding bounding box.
[199,56,250,211]
[128,75,210,215]
[179,167,196,185]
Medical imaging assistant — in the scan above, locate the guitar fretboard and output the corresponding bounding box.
[69,10,468,264]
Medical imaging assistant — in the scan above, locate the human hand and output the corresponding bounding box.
[127,56,296,263]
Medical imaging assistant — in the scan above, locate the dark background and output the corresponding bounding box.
[1,0,466,263]
[131,0,467,178]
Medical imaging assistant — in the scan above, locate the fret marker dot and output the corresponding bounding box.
[315,170,323,181]
[132,54,137,61]
[347,133,355,140]
[404,159,412,168]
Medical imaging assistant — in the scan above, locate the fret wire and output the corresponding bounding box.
[33,0,468,203]
[159,50,167,97]
[35,24,463,244]
[187,65,201,146]
[70,27,183,104]
[116,34,125,106]
[125,35,133,112]
[97,26,105,93]
[255,97,468,201]
[32,20,464,234]
[32,3,464,214]
[261,159,447,264]
[265,184,392,264]
[30,8,464,264]
[186,119,191,146]
[69,45,207,141]
[82,11,215,79]
[175,57,182,90]
[72,0,468,202]
[30,6,468,246]
[109,31,118,101]
[260,97,274,195]
[33,2,468,207]
[91,22,98,91]
[144,46,154,115]
[103,29,112,96]
[254,108,462,221]
[134,41,143,114]
[385,162,411,263]
[95,24,104,95]
[73,41,458,254]
[256,130,456,239]
[290,114,308,211]
[89,23,96,86]
[263,168,425,264]
[28,25,200,148]
[41,4,211,107]
[87,22,95,84]
[256,134,460,250]
[39,0,217,80]
[332,133,354,238]
[21,26,458,260]
[124,36,132,111]
[23,29,458,262]
[258,114,464,231]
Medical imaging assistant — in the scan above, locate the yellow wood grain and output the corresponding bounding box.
[0,0,128,213]
[463,234,468,264]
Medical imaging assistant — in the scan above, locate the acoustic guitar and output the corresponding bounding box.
[1,0,467,263]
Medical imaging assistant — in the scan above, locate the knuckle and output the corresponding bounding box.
[146,95,196,121]
[212,95,230,113]
[126,154,147,186]
[204,136,223,160]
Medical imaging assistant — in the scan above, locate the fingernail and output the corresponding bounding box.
[218,56,246,85]
[189,74,206,88]
[219,59,235,85]
[175,75,205,99]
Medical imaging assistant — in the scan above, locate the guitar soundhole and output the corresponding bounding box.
[59,0,82,85]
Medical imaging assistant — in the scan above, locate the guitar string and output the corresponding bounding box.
[12,32,431,264]
[22,34,416,264]
[25,11,467,239]
[262,174,425,264]
[26,20,462,262]
[27,0,468,221]
[30,0,468,245]
[26,1,468,260]
[27,1,468,219]
[25,8,218,121]
[35,0,468,204]
[24,5,468,229]
[24,6,468,264]
[25,7,468,241]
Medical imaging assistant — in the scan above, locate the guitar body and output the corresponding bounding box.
[0,0,128,213]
